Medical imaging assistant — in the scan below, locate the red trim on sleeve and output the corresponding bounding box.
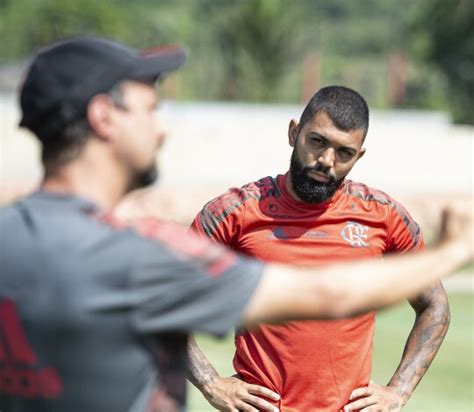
[94,213,237,278]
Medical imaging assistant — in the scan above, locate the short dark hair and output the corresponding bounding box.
[41,118,91,168]
[299,86,369,138]
[42,82,127,169]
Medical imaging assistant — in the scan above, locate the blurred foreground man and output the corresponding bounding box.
[188,87,452,412]
[0,37,472,412]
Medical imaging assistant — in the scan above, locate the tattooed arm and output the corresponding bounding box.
[187,335,280,412]
[389,282,450,402]
[187,334,219,396]
[345,281,450,411]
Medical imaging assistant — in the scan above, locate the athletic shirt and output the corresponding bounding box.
[0,191,263,412]
[190,173,423,412]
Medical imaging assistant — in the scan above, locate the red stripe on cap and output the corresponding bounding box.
[139,45,182,57]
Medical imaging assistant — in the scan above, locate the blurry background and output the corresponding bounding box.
[1,0,473,118]
[0,0,472,410]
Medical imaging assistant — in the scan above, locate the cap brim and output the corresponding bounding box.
[131,46,186,81]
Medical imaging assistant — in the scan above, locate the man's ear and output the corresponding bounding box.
[87,95,116,142]
[288,119,299,147]
[356,147,366,161]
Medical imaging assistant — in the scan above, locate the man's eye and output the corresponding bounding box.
[339,149,354,159]
[311,137,324,145]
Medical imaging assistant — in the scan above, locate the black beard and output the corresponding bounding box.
[289,149,343,204]
[130,164,159,191]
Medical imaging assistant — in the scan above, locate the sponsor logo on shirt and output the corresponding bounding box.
[341,221,369,247]
[268,226,328,240]
[0,299,63,398]
[261,203,295,219]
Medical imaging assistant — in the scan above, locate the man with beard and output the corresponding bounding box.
[2,38,472,412]
[187,86,451,412]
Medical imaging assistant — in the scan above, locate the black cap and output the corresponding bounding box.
[19,36,186,141]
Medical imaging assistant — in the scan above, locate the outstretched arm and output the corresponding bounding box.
[187,335,280,412]
[241,207,471,327]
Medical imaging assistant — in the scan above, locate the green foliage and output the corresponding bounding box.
[208,0,304,101]
[414,0,474,124]
[0,0,131,58]
[0,0,471,120]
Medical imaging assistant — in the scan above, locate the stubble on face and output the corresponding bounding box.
[119,81,162,192]
[129,164,158,191]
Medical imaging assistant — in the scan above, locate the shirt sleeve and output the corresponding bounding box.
[386,199,425,253]
[128,222,263,337]
[189,187,248,247]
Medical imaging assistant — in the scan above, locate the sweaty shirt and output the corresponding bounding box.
[191,173,423,412]
[0,191,263,412]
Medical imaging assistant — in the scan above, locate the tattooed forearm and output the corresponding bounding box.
[387,281,450,404]
[187,334,219,394]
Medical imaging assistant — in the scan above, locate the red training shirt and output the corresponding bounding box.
[190,173,423,412]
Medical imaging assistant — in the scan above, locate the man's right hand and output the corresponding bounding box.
[203,375,280,412]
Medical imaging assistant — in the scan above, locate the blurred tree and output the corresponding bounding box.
[0,0,134,58]
[414,0,474,124]
[0,0,468,113]
[207,0,304,101]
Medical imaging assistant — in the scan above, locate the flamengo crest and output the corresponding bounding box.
[341,221,369,247]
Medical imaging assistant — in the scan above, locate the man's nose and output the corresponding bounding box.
[318,147,335,168]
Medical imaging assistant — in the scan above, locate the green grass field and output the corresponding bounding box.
[460,262,474,273]
[188,293,473,411]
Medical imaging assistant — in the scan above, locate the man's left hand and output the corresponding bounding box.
[343,381,405,411]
